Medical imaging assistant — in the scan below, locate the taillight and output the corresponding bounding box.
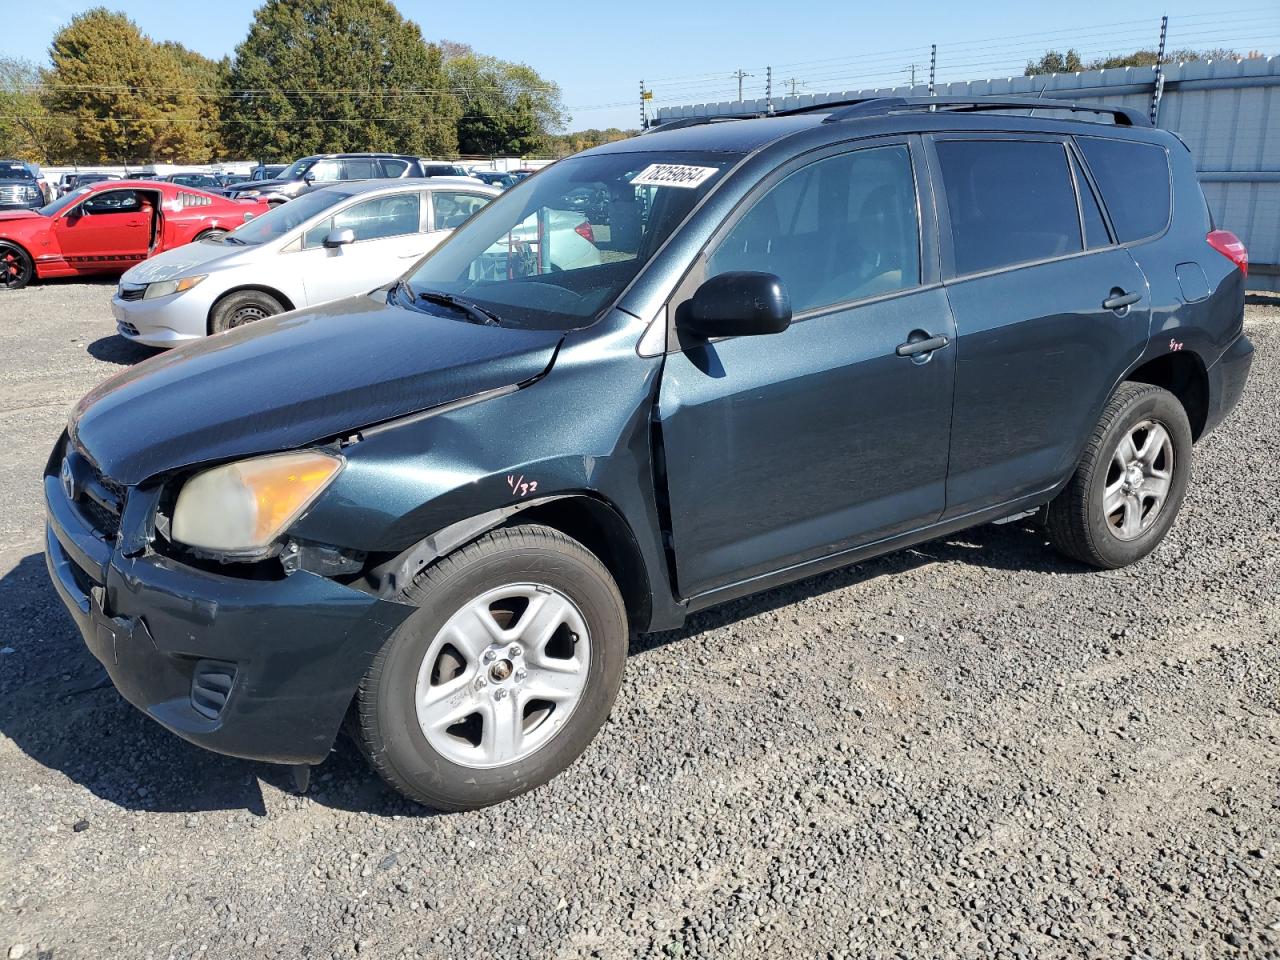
[574,220,595,244]
[1207,229,1248,278]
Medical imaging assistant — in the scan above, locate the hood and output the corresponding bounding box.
[122,239,252,284]
[70,294,563,484]
[0,209,41,223]
[232,178,295,194]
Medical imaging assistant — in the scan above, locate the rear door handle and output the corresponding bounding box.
[1103,289,1142,310]
[896,333,950,357]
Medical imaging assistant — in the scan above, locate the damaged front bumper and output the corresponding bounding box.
[44,462,414,765]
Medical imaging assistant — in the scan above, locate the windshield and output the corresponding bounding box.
[401,150,740,330]
[224,189,350,245]
[279,158,315,180]
[0,162,33,179]
[38,187,91,217]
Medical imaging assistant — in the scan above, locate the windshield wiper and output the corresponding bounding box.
[414,289,502,326]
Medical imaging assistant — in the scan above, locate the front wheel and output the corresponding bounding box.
[1046,381,1192,568]
[1,242,33,290]
[195,228,229,243]
[208,289,284,334]
[354,524,629,810]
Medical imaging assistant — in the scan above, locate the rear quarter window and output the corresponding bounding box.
[1076,137,1171,243]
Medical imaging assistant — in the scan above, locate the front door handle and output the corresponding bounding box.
[1103,289,1142,311]
[896,332,950,357]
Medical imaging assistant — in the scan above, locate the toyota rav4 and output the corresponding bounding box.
[44,97,1252,809]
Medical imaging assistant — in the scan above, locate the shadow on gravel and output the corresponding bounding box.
[87,335,162,366]
[0,517,1083,817]
[633,516,1086,655]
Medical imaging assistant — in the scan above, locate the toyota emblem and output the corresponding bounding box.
[60,457,76,501]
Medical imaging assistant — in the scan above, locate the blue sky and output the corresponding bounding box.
[5,0,1278,131]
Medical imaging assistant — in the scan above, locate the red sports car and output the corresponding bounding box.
[0,179,270,290]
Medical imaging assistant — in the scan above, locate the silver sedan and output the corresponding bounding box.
[111,178,499,348]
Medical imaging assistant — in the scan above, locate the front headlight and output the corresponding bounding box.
[171,450,343,554]
[240,189,260,197]
[144,275,207,299]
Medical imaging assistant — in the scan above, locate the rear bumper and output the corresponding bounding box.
[1201,332,1254,438]
[44,470,414,765]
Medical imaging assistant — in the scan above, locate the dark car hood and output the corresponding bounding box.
[70,294,563,484]
[232,177,296,193]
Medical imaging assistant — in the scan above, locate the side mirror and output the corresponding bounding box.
[323,227,355,248]
[303,172,316,184]
[678,271,791,340]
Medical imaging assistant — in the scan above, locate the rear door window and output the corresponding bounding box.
[431,191,492,230]
[935,139,1082,275]
[341,158,379,180]
[1076,137,1171,243]
[709,144,921,312]
[380,159,410,177]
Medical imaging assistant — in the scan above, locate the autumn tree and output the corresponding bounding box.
[223,0,460,160]
[44,8,216,163]
[442,45,566,156]
[0,58,63,161]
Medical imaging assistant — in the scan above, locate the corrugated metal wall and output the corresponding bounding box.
[656,57,1280,290]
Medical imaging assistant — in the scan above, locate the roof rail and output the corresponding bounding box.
[642,97,885,134]
[821,96,1150,127]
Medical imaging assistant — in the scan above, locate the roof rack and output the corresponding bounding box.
[644,95,1149,134]
[821,96,1150,127]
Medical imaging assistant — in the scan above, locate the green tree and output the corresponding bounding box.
[545,127,636,158]
[1027,46,1243,76]
[443,46,566,156]
[223,0,460,160]
[1024,49,1084,75]
[159,41,230,159]
[0,58,63,161]
[45,8,215,163]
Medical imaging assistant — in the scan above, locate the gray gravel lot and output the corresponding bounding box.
[1,282,1277,960]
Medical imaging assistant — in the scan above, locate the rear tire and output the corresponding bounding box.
[1046,381,1192,568]
[195,228,229,242]
[209,289,285,334]
[1,242,33,291]
[355,524,629,810]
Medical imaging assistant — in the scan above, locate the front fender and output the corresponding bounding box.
[288,311,680,630]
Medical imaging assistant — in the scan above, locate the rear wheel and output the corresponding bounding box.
[354,524,629,810]
[1,242,33,291]
[209,290,285,334]
[1046,381,1192,568]
[195,228,229,243]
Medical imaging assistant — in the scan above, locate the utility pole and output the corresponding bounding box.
[786,77,802,96]
[907,63,918,87]
[928,44,937,98]
[1150,15,1168,125]
[766,66,773,114]
[640,79,647,130]
[732,68,752,102]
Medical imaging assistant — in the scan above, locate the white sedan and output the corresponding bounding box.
[111,178,499,348]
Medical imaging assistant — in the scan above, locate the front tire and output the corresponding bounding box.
[1046,381,1192,568]
[208,289,284,334]
[195,228,229,243]
[355,524,629,810]
[1,242,33,290]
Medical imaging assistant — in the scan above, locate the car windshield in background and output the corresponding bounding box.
[402,151,740,330]
[280,158,314,179]
[37,187,91,217]
[224,189,350,245]
[0,163,33,179]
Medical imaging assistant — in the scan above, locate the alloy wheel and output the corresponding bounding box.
[2,246,30,289]
[1102,419,1174,540]
[414,583,591,768]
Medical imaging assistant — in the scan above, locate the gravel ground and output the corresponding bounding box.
[0,282,1277,960]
